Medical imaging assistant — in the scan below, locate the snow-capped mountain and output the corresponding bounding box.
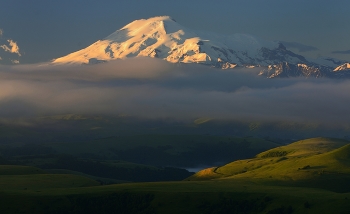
[52,16,349,78]
[334,63,350,71]
[258,63,323,78]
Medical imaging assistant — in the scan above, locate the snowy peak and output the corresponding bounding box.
[52,16,286,67]
[116,16,181,36]
[106,16,186,42]
[53,16,200,65]
[333,63,350,71]
[52,16,349,78]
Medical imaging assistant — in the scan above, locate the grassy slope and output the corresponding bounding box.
[188,137,350,191]
[46,169,129,184]
[1,138,350,213]
[0,165,100,192]
[0,165,47,175]
[256,137,349,157]
[0,180,349,213]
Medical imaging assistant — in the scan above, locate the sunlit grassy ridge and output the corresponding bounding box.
[187,137,350,192]
[257,137,349,157]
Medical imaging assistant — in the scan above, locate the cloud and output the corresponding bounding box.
[0,58,350,127]
[332,50,350,54]
[279,41,318,52]
[0,39,21,56]
[0,29,21,64]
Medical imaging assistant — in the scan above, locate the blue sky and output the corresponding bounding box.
[0,0,350,64]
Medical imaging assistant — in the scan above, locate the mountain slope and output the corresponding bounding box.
[53,16,285,67]
[334,63,350,71]
[52,16,349,78]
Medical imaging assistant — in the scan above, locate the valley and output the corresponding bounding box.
[1,117,350,213]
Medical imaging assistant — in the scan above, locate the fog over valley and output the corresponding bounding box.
[0,58,349,128]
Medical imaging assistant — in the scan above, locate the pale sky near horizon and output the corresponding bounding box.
[0,0,349,64]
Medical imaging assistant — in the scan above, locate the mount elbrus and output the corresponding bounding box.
[52,16,350,78]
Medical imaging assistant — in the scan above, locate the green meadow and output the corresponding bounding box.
[1,137,350,213]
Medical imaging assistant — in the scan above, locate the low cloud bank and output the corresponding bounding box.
[0,58,349,126]
[332,50,350,55]
[279,41,318,52]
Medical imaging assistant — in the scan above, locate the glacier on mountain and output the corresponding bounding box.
[52,16,349,78]
[334,63,350,71]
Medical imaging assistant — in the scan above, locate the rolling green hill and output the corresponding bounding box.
[187,137,350,192]
[1,138,350,213]
[0,165,46,175]
[0,165,100,192]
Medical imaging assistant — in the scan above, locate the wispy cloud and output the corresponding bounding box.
[332,50,350,54]
[0,58,349,127]
[0,39,21,56]
[279,41,318,52]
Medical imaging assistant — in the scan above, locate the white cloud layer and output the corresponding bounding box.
[0,58,349,127]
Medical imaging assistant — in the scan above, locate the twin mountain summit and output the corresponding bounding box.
[53,16,350,78]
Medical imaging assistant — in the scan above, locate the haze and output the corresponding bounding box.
[0,58,349,128]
